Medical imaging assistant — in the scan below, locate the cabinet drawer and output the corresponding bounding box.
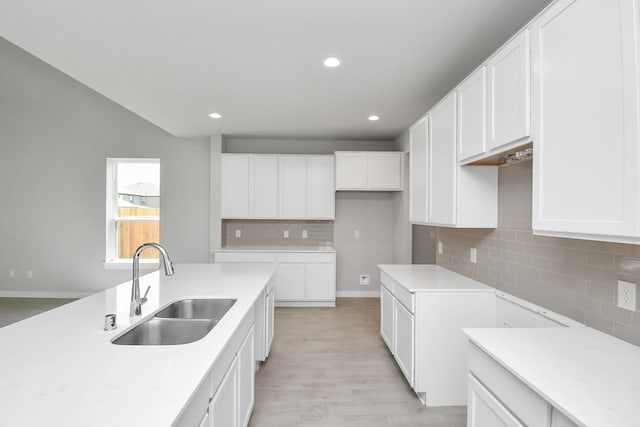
[380,271,395,293]
[394,284,414,314]
[214,252,276,263]
[276,252,335,263]
[469,343,550,426]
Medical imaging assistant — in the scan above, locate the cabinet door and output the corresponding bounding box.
[305,263,335,301]
[410,116,428,223]
[278,156,307,218]
[531,0,640,240]
[266,288,275,357]
[380,285,394,352]
[335,152,368,189]
[237,326,255,427]
[428,92,457,225]
[221,155,249,218]
[368,152,403,190]
[467,374,524,427]
[394,301,415,387]
[249,155,278,218]
[210,358,238,427]
[487,30,530,151]
[307,156,335,219]
[276,263,305,301]
[458,66,487,161]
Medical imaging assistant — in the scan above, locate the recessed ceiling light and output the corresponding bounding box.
[323,57,341,68]
[368,115,380,121]
[209,112,222,119]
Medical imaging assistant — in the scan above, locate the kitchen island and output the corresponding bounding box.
[0,263,276,427]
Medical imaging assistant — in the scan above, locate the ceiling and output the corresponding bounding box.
[0,0,552,140]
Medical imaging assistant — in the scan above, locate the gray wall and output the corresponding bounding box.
[334,192,395,296]
[435,161,640,345]
[0,38,210,296]
[391,130,413,264]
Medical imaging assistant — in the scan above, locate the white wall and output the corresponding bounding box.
[0,37,211,296]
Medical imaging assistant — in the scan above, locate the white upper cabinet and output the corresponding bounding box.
[221,154,335,220]
[409,116,429,223]
[487,29,531,152]
[428,92,458,226]
[221,154,249,218]
[368,152,403,190]
[335,152,368,189]
[457,66,487,162]
[307,156,335,219]
[531,0,640,243]
[249,155,278,218]
[278,156,307,219]
[335,151,404,191]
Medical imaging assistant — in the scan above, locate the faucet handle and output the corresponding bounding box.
[141,285,151,305]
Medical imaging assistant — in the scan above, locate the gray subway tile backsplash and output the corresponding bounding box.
[436,160,640,345]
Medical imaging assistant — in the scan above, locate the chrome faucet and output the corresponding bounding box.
[130,243,175,316]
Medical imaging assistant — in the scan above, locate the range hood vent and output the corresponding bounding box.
[467,142,533,167]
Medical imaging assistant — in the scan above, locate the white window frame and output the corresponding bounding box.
[105,158,160,269]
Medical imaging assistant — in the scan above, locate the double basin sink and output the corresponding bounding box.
[113,298,236,345]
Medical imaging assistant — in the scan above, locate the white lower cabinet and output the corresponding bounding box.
[276,263,306,301]
[393,301,415,386]
[215,251,336,307]
[237,326,255,427]
[468,374,523,427]
[380,285,394,349]
[210,325,255,427]
[174,307,259,427]
[209,358,238,427]
[467,342,577,427]
[379,270,496,406]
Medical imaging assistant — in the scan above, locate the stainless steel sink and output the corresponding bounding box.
[154,298,236,321]
[112,298,236,346]
[112,318,215,345]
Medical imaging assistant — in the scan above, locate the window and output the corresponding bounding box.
[106,158,160,265]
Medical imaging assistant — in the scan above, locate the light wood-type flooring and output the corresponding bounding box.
[0,297,75,328]
[249,298,466,427]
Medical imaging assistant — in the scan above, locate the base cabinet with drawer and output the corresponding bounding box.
[214,250,336,307]
[467,342,577,427]
[379,269,496,406]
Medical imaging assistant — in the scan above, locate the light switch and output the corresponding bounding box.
[470,248,477,263]
[354,230,360,238]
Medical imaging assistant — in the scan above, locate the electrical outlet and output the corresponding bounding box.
[618,280,636,311]
[438,241,443,254]
[27,270,33,279]
[235,229,241,238]
[430,231,436,239]
[359,274,370,286]
[354,230,360,238]
[283,230,289,239]
[470,248,477,263]
[302,230,308,239]
[9,269,15,278]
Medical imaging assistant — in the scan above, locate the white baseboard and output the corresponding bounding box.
[336,290,380,298]
[0,290,90,298]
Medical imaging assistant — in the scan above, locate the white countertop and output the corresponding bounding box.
[463,327,640,427]
[0,263,276,427]
[378,264,494,292]
[217,245,336,252]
